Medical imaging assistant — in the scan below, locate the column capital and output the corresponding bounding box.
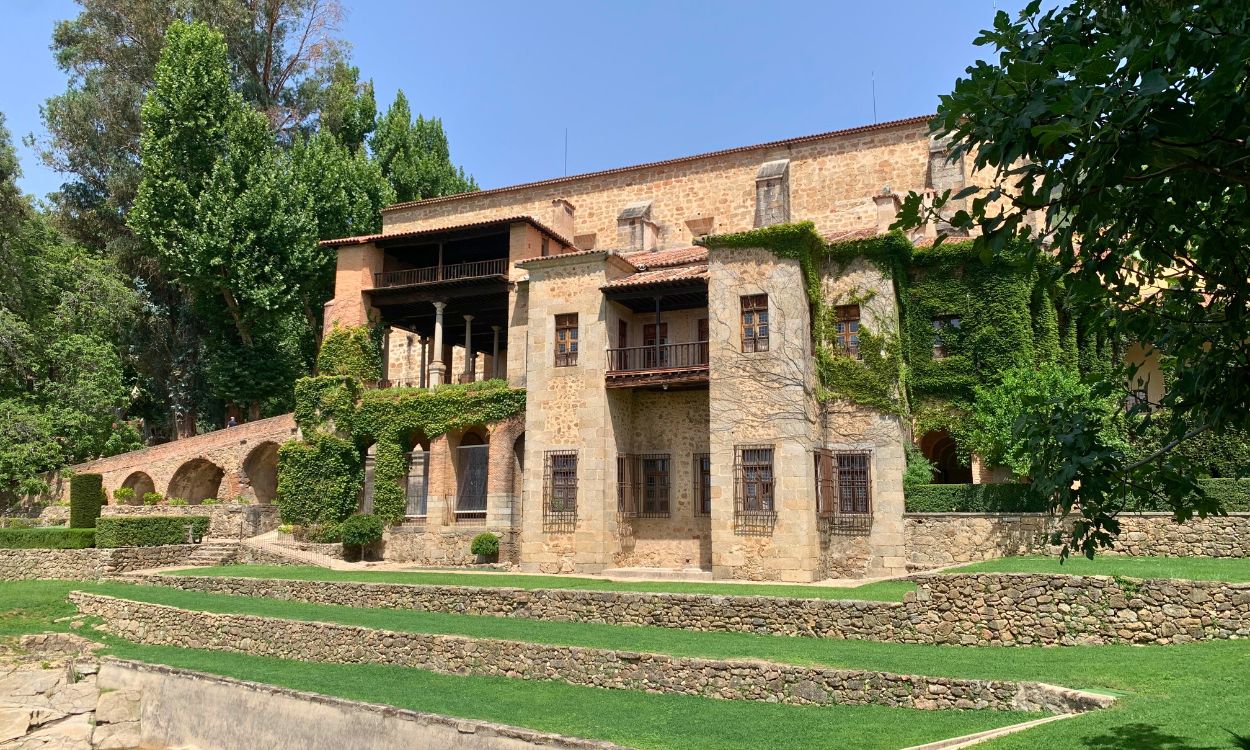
[491,325,501,333]
[463,314,475,322]
[432,300,446,312]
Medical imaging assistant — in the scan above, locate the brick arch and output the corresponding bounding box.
[120,472,155,503]
[167,458,225,504]
[918,430,971,485]
[242,441,280,504]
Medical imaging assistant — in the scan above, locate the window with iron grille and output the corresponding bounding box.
[617,454,671,518]
[554,313,578,366]
[815,448,872,516]
[834,305,861,360]
[931,315,961,359]
[455,440,489,523]
[544,450,578,521]
[734,445,775,517]
[693,453,711,516]
[740,295,769,352]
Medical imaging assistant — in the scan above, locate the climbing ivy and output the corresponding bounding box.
[275,433,363,525]
[317,324,383,381]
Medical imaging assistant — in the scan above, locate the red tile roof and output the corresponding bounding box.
[514,248,609,267]
[618,246,708,270]
[383,115,934,212]
[319,215,573,248]
[601,264,709,290]
[824,227,881,244]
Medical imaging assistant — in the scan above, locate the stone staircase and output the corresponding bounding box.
[184,539,240,567]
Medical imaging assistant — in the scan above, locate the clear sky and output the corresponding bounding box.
[3,1,1029,201]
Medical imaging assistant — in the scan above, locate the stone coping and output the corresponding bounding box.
[100,658,632,750]
[73,592,1114,715]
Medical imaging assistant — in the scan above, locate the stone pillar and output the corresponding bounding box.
[491,326,501,379]
[429,302,447,389]
[380,329,391,387]
[419,337,429,389]
[463,315,474,382]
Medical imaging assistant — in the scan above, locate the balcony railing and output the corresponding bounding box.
[374,258,508,288]
[607,342,709,373]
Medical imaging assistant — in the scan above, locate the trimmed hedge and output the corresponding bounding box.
[69,473,105,528]
[94,516,210,548]
[905,478,1250,513]
[0,528,96,549]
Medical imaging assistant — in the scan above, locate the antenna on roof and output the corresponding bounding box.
[871,70,878,124]
[564,128,569,176]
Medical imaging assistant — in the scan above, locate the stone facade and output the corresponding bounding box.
[0,546,199,581]
[74,592,1112,714]
[903,513,1250,569]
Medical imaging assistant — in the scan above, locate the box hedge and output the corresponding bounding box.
[94,516,210,548]
[905,478,1250,513]
[69,473,105,528]
[0,528,96,549]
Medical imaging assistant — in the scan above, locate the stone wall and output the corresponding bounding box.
[75,592,1110,714]
[383,527,519,566]
[0,545,198,580]
[903,513,1250,569]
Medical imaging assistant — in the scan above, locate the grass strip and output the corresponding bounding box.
[174,564,915,601]
[943,555,1250,582]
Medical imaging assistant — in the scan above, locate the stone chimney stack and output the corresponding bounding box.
[617,200,658,251]
[873,191,900,234]
[550,199,575,243]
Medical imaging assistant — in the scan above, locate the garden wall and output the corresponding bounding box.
[904,513,1250,569]
[76,593,1111,714]
[0,545,198,580]
[40,503,280,538]
[382,526,520,566]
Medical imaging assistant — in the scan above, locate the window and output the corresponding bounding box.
[455,433,489,523]
[554,313,578,367]
[734,445,775,515]
[740,295,769,352]
[932,316,961,359]
[544,450,578,521]
[404,448,428,517]
[834,305,861,359]
[694,453,711,516]
[541,237,551,257]
[815,449,872,516]
[617,454,671,518]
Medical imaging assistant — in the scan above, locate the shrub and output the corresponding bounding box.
[142,492,163,506]
[471,532,500,557]
[276,524,294,534]
[112,487,136,504]
[296,523,342,543]
[167,497,188,506]
[1133,478,1250,513]
[95,516,210,548]
[276,434,363,525]
[201,498,220,505]
[905,483,1045,513]
[0,528,95,549]
[0,517,37,530]
[903,443,936,490]
[69,473,105,529]
[339,514,384,549]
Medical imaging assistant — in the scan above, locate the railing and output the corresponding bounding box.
[374,258,508,288]
[607,342,709,373]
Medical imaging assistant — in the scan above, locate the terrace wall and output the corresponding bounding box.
[0,545,198,581]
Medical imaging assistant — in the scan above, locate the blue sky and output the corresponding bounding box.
[4,1,1028,201]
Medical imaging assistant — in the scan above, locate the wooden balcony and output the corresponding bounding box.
[373,258,508,288]
[605,341,709,389]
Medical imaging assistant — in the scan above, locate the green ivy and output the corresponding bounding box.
[293,375,360,434]
[276,433,363,525]
[317,324,383,381]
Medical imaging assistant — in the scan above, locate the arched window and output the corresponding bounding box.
[405,439,430,518]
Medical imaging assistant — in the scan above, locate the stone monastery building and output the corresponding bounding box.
[320,115,984,582]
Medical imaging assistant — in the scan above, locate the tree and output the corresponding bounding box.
[317,61,376,153]
[895,1,1250,556]
[130,21,316,418]
[371,90,477,203]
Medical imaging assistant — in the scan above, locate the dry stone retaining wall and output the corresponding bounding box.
[0,546,198,580]
[72,592,1110,714]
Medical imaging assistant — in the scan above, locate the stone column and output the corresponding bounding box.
[491,325,501,379]
[429,302,447,389]
[463,315,474,382]
[419,337,429,389]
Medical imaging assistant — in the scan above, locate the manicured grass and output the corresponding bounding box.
[177,564,916,601]
[945,554,1250,582]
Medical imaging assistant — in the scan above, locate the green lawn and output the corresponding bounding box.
[945,555,1250,582]
[7,580,1250,749]
[0,581,1030,750]
[176,564,916,601]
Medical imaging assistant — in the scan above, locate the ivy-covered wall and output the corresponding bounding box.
[278,376,526,526]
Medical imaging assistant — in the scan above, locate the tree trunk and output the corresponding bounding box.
[220,285,254,347]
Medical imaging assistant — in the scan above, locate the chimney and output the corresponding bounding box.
[873,191,900,234]
[549,198,575,243]
[617,200,658,251]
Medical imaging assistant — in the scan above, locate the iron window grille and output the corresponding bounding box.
[740,295,770,352]
[734,445,776,532]
[455,443,490,523]
[931,315,962,359]
[617,454,671,518]
[693,453,712,516]
[814,448,873,534]
[554,313,579,367]
[544,450,578,523]
[404,450,429,519]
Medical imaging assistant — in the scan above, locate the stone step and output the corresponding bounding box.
[600,566,714,581]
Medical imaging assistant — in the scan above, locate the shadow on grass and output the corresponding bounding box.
[1080,723,1224,750]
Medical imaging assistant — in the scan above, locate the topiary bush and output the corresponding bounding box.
[0,528,95,549]
[112,487,135,505]
[95,516,210,547]
[905,483,1045,513]
[69,473,105,529]
[471,532,500,559]
[339,513,383,560]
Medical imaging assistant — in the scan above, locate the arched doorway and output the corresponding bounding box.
[918,430,972,484]
[242,441,280,503]
[167,458,225,504]
[455,430,489,522]
[120,472,155,504]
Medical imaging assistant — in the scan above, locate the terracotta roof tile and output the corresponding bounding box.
[601,264,708,290]
[618,246,708,270]
[823,227,881,244]
[514,248,609,267]
[319,215,573,248]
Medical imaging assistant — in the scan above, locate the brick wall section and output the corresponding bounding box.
[903,513,1250,569]
[0,546,198,581]
[133,571,1250,646]
[73,592,1111,714]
